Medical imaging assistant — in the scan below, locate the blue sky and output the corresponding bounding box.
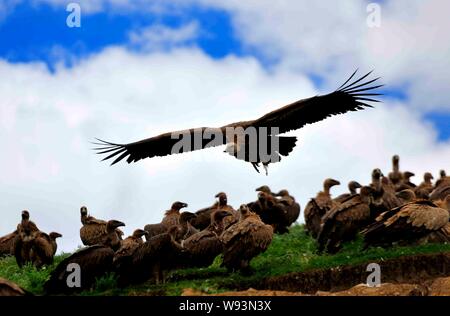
[1,2,447,140]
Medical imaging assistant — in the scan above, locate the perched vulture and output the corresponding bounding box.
[362,200,449,249]
[249,191,291,234]
[220,205,273,273]
[44,245,115,294]
[179,210,232,268]
[29,231,62,268]
[430,178,450,201]
[113,229,148,260]
[144,201,187,238]
[14,210,40,268]
[255,185,274,195]
[0,231,17,257]
[414,172,434,199]
[0,278,31,296]
[275,189,301,226]
[192,193,236,230]
[388,155,403,186]
[381,176,402,210]
[419,196,450,244]
[115,226,182,286]
[396,171,416,191]
[175,212,199,241]
[334,181,362,203]
[435,170,450,187]
[318,186,373,254]
[368,169,387,219]
[79,206,124,249]
[94,70,382,174]
[304,178,340,238]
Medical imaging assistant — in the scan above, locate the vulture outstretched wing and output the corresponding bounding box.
[252,70,382,134]
[94,127,226,165]
[94,70,381,165]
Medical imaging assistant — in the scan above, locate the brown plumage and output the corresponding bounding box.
[192,193,236,230]
[419,196,450,244]
[0,278,31,296]
[180,210,232,268]
[414,172,434,199]
[114,229,148,260]
[249,191,291,234]
[395,189,417,205]
[362,200,449,249]
[144,201,187,238]
[44,245,115,294]
[79,206,124,249]
[95,70,381,174]
[304,178,340,238]
[318,186,373,253]
[14,210,40,267]
[255,185,274,195]
[334,181,362,203]
[175,212,199,241]
[388,155,403,186]
[221,205,273,272]
[429,179,450,201]
[381,176,402,209]
[0,231,17,257]
[275,189,301,226]
[115,226,182,286]
[29,231,62,268]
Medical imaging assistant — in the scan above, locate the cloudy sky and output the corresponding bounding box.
[0,0,449,252]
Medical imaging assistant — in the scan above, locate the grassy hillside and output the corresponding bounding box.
[2,225,450,296]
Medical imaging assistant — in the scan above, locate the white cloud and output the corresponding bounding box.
[0,47,449,253]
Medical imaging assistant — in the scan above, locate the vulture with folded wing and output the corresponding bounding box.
[334,181,362,203]
[30,231,62,268]
[144,201,188,238]
[192,193,237,230]
[94,71,382,174]
[14,210,40,267]
[0,231,17,257]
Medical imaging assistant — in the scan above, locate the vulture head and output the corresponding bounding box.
[171,201,188,211]
[255,185,272,194]
[132,229,148,239]
[275,189,290,197]
[392,154,400,166]
[215,192,228,206]
[238,204,253,220]
[49,232,63,240]
[348,181,362,194]
[323,178,340,191]
[106,220,125,231]
[179,212,197,224]
[439,170,447,179]
[372,168,383,180]
[211,210,232,226]
[396,189,416,203]
[403,171,415,180]
[21,210,30,220]
[80,206,88,216]
[424,172,434,183]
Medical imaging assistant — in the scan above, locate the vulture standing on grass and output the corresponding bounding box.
[29,231,62,268]
[250,191,291,234]
[174,212,199,241]
[94,70,382,174]
[79,206,124,248]
[115,226,182,286]
[192,193,236,230]
[179,210,232,268]
[318,186,374,254]
[334,181,362,203]
[415,172,434,199]
[221,205,273,273]
[362,200,449,249]
[44,245,115,294]
[304,178,341,238]
[14,210,40,268]
[144,201,188,238]
[0,231,17,257]
[275,189,301,226]
[0,278,31,296]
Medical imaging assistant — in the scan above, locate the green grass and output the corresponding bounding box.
[2,225,450,295]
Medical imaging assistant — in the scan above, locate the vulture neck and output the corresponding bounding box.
[393,161,399,173]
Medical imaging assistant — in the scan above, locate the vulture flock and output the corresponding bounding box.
[0,188,300,294]
[306,156,450,254]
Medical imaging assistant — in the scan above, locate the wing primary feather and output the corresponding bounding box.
[340,70,374,91]
[335,69,359,91]
[341,76,380,92]
[101,148,127,161]
[111,151,130,165]
[346,84,384,94]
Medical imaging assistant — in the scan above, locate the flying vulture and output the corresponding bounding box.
[94,70,382,174]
